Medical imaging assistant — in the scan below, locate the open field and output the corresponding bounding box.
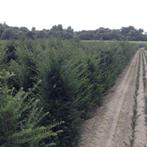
[81,40,147,44]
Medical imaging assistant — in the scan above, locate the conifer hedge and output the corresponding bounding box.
[0,39,138,146]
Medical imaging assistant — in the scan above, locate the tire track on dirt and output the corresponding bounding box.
[133,49,147,147]
[143,50,147,121]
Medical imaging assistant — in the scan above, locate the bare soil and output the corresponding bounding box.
[79,49,147,147]
[133,49,147,147]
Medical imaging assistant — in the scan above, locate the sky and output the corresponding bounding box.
[0,0,147,31]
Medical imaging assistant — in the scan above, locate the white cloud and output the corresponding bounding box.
[0,0,147,31]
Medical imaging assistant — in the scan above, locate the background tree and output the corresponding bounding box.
[0,23,146,41]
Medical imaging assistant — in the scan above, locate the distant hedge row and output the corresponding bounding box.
[0,39,138,147]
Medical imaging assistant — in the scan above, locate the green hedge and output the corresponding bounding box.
[0,39,138,146]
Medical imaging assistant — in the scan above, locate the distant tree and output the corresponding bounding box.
[64,26,74,39]
[31,27,36,32]
[20,27,29,32]
[120,26,145,40]
[1,28,14,39]
[0,23,146,41]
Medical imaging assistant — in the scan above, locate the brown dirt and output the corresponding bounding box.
[79,49,147,147]
[133,49,146,147]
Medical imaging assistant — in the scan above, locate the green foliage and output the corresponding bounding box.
[0,23,147,41]
[0,70,58,147]
[77,26,146,41]
[0,39,138,147]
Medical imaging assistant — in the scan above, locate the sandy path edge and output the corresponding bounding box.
[133,49,147,147]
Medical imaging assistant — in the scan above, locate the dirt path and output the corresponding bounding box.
[79,49,147,147]
[134,49,147,147]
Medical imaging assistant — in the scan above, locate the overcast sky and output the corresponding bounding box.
[0,0,147,31]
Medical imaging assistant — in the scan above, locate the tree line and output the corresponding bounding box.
[0,23,147,41]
